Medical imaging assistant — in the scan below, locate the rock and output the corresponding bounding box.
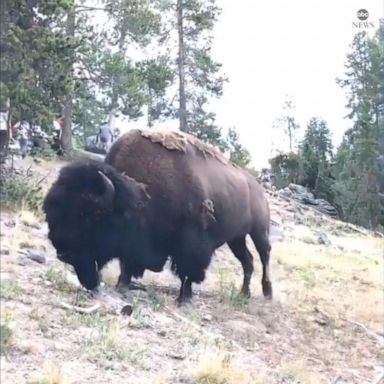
[288,183,307,195]
[121,304,133,316]
[26,251,46,264]
[4,219,16,228]
[316,232,331,246]
[300,235,317,245]
[0,248,10,255]
[21,220,41,230]
[202,314,213,322]
[293,213,304,225]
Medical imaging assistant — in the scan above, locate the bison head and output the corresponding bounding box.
[43,161,150,291]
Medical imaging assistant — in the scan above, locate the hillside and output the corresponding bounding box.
[1,158,383,384]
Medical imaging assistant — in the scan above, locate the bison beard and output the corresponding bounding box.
[44,129,273,304]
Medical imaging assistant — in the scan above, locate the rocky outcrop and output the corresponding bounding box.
[278,183,338,218]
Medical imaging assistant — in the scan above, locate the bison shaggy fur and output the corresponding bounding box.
[44,129,273,303]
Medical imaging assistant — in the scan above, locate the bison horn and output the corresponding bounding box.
[98,171,115,204]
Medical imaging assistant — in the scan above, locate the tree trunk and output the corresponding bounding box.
[61,8,75,153]
[62,94,73,152]
[108,29,127,127]
[177,0,187,132]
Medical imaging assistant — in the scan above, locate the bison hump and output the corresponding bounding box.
[139,129,228,165]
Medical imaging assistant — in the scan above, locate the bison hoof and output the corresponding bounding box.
[240,287,251,298]
[116,281,146,293]
[177,296,192,306]
[262,282,273,300]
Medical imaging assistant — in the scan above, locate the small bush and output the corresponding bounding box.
[0,169,45,214]
[189,351,249,384]
[83,320,145,366]
[45,267,76,293]
[0,323,13,353]
[1,308,14,353]
[218,269,249,309]
[0,280,21,300]
[147,288,165,310]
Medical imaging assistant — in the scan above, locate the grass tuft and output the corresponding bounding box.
[188,350,249,384]
[218,269,249,309]
[45,267,77,293]
[0,169,45,215]
[0,280,22,300]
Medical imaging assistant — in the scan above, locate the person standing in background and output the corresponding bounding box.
[96,121,114,152]
[13,119,30,158]
[0,111,8,162]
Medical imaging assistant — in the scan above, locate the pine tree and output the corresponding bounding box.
[334,27,383,229]
[226,127,251,167]
[0,0,78,130]
[273,96,300,152]
[300,117,333,199]
[172,0,226,144]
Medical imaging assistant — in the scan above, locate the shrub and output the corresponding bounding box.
[0,168,45,214]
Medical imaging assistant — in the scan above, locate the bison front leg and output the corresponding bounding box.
[178,277,193,304]
[172,252,212,305]
[116,260,146,292]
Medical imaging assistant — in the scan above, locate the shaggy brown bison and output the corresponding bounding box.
[44,129,272,303]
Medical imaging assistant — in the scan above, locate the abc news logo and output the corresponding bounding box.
[353,9,374,28]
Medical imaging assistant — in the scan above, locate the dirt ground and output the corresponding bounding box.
[1,159,383,384]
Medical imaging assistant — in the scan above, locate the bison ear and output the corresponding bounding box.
[97,171,115,205]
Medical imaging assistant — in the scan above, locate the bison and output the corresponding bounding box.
[43,129,273,303]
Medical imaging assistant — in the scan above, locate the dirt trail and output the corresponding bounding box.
[1,160,383,384]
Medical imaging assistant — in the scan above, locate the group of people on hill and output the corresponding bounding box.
[0,113,121,162]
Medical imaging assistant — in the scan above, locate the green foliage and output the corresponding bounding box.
[2,0,231,154]
[218,269,249,309]
[0,280,21,300]
[0,170,44,214]
[226,127,251,168]
[186,96,228,150]
[45,267,76,293]
[1,1,78,127]
[269,152,301,189]
[0,323,13,354]
[334,27,384,230]
[137,57,174,126]
[169,0,227,145]
[299,117,334,200]
[273,96,300,152]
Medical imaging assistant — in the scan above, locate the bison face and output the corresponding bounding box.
[47,224,100,290]
[44,164,117,291]
[44,161,151,292]
[72,256,100,291]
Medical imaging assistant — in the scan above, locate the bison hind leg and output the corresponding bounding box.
[250,229,273,300]
[227,237,254,298]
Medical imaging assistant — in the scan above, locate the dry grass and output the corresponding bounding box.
[0,280,22,300]
[0,162,383,383]
[278,360,325,384]
[187,350,250,384]
[27,362,64,384]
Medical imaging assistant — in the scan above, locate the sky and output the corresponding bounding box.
[114,0,383,169]
[206,0,383,168]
